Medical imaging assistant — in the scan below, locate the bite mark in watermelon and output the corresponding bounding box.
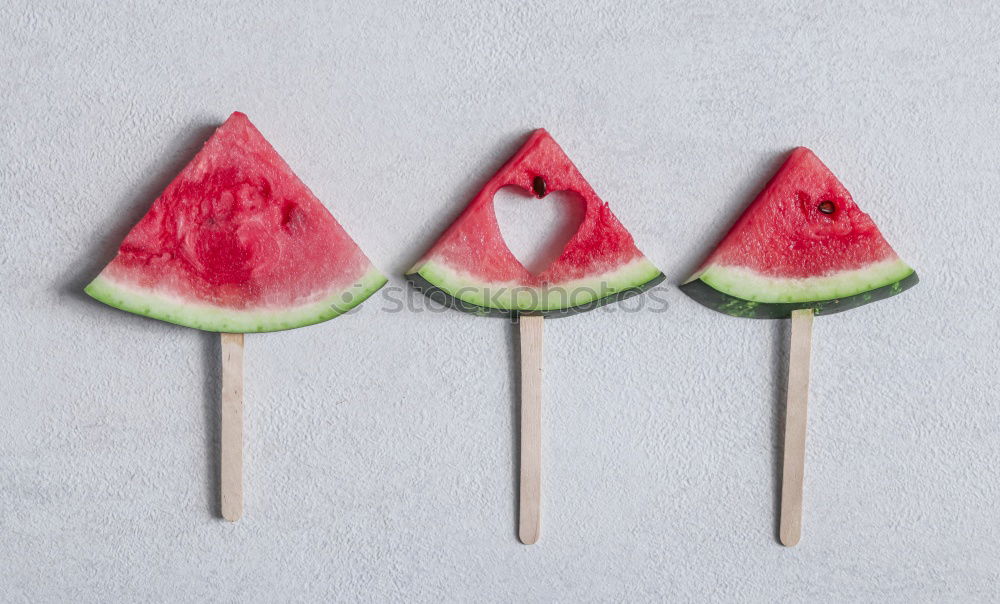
[86,112,386,333]
[406,129,663,317]
[681,147,917,319]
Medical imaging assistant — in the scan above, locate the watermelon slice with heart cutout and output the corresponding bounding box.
[681,147,917,319]
[407,130,663,544]
[86,112,386,332]
[406,129,664,317]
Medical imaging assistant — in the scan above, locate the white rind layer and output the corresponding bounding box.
[689,257,914,303]
[85,268,387,333]
[409,256,663,312]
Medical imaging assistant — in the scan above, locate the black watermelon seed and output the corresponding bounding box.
[532,176,547,198]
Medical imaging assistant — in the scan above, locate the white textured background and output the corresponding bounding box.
[2,1,999,602]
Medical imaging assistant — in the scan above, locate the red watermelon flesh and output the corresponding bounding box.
[86,112,386,332]
[406,129,663,316]
[682,147,916,318]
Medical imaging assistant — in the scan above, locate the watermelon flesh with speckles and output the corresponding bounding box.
[406,129,663,317]
[86,112,386,333]
[681,147,917,318]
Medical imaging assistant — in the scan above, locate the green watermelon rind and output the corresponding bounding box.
[406,257,664,318]
[680,260,917,319]
[85,268,387,333]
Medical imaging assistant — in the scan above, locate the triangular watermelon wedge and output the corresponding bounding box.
[681,147,917,318]
[86,112,386,332]
[406,129,663,317]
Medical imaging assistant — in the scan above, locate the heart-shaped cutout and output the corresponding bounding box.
[493,186,585,276]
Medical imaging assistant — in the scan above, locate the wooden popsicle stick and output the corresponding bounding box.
[779,308,814,546]
[220,332,245,522]
[518,314,544,545]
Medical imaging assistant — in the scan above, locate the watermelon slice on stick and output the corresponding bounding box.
[407,130,663,543]
[680,147,917,545]
[86,112,386,520]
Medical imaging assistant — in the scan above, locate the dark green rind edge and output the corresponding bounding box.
[84,274,388,333]
[405,271,666,319]
[679,270,918,319]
